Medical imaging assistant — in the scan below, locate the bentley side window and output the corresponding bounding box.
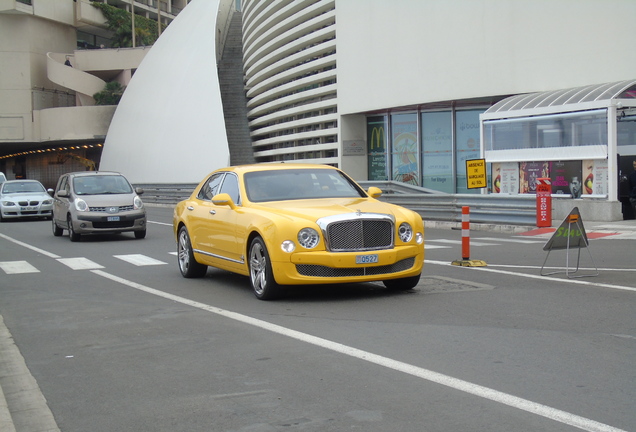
[219,173,240,205]
[197,173,223,201]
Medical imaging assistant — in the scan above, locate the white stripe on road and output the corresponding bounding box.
[475,237,544,244]
[0,233,60,259]
[114,254,167,266]
[92,268,626,432]
[0,261,39,274]
[426,239,499,246]
[56,257,104,270]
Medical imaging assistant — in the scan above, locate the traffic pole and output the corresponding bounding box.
[452,206,487,267]
[461,206,470,260]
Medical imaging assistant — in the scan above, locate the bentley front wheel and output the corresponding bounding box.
[249,237,281,300]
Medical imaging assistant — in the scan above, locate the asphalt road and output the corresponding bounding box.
[0,206,634,432]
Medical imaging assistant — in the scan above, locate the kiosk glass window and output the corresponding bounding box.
[484,109,608,150]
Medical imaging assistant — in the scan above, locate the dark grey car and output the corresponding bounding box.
[51,171,147,242]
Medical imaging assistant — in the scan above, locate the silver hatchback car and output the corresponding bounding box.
[52,171,147,241]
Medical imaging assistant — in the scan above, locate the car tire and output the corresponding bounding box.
[67,215,81,242]
[52,218,63,236]
[134,229,146,239]
[249,236,281,300]
[383,273,421,291]
[177,226,207,278]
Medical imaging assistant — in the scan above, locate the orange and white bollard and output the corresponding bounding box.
[452,206,487,267]
[461,206,470,260]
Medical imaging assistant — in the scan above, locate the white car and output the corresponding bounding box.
[0,179,53,221]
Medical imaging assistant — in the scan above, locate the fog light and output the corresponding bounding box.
[80,223,87,228]
[281,240,296,253]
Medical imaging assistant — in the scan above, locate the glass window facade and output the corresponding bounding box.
[367,116,388,180]
[391,113,419,185]
[421,111,453,192]
[367,108,486,193]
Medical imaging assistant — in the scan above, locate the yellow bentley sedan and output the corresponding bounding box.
[173,164,424,300]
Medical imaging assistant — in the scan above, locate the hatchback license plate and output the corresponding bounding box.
[356,254,378,264]
[107,216,120,222]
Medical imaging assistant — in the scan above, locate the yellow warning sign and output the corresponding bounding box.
[466,158,487,189]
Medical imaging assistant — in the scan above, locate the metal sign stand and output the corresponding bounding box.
[540,207,598,278]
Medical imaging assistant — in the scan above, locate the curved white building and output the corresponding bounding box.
[100,0,230,184]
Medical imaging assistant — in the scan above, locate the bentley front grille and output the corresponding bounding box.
[325,219,393,251]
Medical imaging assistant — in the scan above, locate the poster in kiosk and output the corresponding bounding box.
[540,207,598,278]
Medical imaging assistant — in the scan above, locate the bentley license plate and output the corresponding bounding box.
[107,216,120,222]
[356,254,378,264]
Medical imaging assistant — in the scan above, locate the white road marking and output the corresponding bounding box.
[426,260,636,292]
[426,239,499,246]
[113,254,167,266]
[424,244,452,249]
[0,261,39,274]
[475,237,544,244]
[56,257,104,270]
[148,221,173,226]
[92,268,627,432]
[0,233,60,258]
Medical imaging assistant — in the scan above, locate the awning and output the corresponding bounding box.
[485,80,636,114]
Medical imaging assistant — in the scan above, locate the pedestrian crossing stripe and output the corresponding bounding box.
[114,254,167,266]
[0,261,39,274]
[57,257,104,270]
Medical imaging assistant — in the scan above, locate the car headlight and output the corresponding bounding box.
[74,198,88,212]
[133,195,144,210]
[298,227,319,249]
[398,222,413,243]
[42,199,52,205]
[2,201,15,206]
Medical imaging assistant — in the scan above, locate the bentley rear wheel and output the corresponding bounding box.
[249,236,281,300]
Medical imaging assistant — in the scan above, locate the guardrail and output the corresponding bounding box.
[135,181,539,226]
[359,181,537,226]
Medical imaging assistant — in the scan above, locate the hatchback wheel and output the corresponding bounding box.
[52,218,63,236]
[67,215,80,242]
[177,226,207,278]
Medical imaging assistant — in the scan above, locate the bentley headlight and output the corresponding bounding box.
[298,227,319,249]
[398,222,413,243]
[133,195,144,210]
[74,198,88,212]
